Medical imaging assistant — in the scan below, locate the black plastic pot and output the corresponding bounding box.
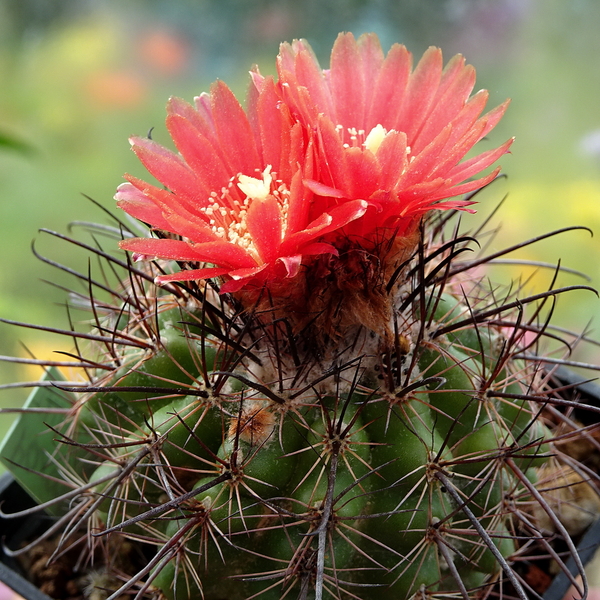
[1,367,599,600]
[538,366,600,600]
[0,473,53,600]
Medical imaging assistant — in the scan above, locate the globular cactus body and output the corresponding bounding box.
[63,271,548,600]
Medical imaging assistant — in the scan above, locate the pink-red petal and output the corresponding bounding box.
[245,194,283,263]
[397,47,443,144]
[129,137,206,204]
[220,265,269,293]
[166,99,233,194]
[211,81,262,176]
[375,130,409,189]
[185,241,259,269]
[411,61,476,154]
[330,32,366,128]
[366,42,412,130]
[119,238,210,262]
[116,183,173,231]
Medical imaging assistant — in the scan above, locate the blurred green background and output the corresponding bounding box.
[1,0,600,433]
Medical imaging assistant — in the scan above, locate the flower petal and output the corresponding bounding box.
[211,81,263,176]
[278,255,303,278]
[245,194,283,263]
[278,40,333,121]
[281,199,368,255]
[344,146,381,199]
[446,139,513,184]
[220,265,269,293]
[330,32,366,128]
[366,42,412,131]
[129,136,206,204]
[251,76,296,181]
[184,241,259,269]
[375,130,409,190]
[115,183,173,231]
[397,46,443,144]
[304,179,345,199]
[119,238,210,262]
[166,97,233,193]
[411,59,476,154]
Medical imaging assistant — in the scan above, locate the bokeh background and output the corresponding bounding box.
[1,0,600,439]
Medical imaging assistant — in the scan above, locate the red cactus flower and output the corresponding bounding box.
[117,79,368,293]
[271,32,513,244]
[118,33,511,300]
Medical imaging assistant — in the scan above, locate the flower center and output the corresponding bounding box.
[198,165,290,262]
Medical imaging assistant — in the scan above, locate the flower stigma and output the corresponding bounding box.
[364,124,388,154]
[237,165,273,200]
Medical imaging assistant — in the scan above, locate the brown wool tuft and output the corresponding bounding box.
[227,400,276,447]
[237,230,420,352]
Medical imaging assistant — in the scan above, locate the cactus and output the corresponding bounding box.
[1,33,598,600]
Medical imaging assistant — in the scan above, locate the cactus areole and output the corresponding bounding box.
[1,32,597,600]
